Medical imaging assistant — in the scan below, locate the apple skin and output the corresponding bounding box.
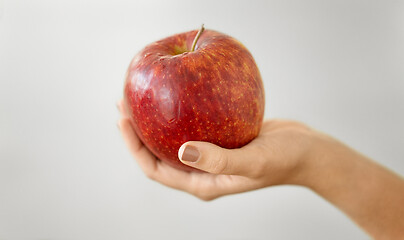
[124,28,265,171]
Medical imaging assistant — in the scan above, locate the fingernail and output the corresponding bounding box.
[180,145,200,162]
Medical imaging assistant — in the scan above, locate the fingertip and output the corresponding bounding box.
[117,99,130,118]
[118,117,127,128]
[118,118,134,140]
[118,99,124,107]
[178,143,200,164]
[178,143,187,162]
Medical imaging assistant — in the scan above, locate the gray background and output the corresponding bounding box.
[1,0,403,239]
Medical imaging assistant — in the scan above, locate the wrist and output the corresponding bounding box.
[274,129,334,187]
[298,131,366,199]
[288,131,354,189]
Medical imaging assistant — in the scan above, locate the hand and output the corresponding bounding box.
[117,100,317,200]
[118,99,404,238]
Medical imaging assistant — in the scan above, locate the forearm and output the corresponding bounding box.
[304,134,404,239]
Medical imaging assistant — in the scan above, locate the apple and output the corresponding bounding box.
[124,25,265,171]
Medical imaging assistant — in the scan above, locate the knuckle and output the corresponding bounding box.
[210,150,230,174]
[144,170,156,180]
[286,120,311,131]
[190,184,218,201]
[198,195,213,201]
[245,147,266,178]
[196,192,217,201]
[248,159,265,178]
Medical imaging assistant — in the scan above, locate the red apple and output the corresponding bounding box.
[124,26,265,171]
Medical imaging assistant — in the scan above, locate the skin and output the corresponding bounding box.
[118,100,404,239]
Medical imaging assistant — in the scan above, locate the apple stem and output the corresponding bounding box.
[191,24,205,52]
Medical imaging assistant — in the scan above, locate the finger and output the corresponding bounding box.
[117,100,249,197]
[118,116,207,193]
[178,141,264,177]
[118,117,159,178]
[149,160,207,193]
[118,99,158,176]
[119,118,264,200]
[117,99,130,118]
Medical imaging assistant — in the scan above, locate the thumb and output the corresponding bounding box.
[178,141,261,176]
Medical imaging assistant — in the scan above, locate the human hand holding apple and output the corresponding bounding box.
[118,99,317,200]
[119,26,317,199]
[123,25,265,171]
[119,26,404,240]
[119,26,313,199]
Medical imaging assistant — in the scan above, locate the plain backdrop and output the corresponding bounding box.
[1,0,403,239]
